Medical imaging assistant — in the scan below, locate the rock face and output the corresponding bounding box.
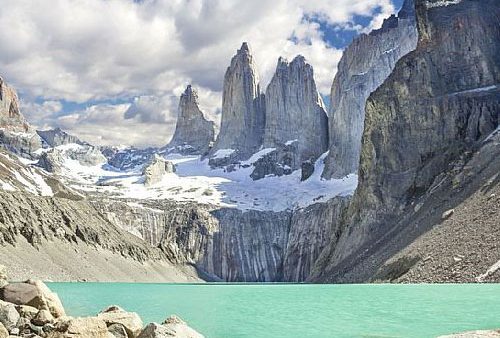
[94,196,349,282]
[264,56,328,164]
[0,77,42,157]
[311,0,500,282]
[210,43,265,161]
[142,155,176,187]
[102,147,160,171]
[0,77,29,132]
[322,0,418,179]
[168,85,215,155]
[283,197,350,282]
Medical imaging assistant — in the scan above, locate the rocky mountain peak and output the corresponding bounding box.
[0,76,42,157]
[322,0,418,179]
[168,85,215,155]
[263,54,328,164]
[180,85,198,105]
[210,42,265,162]
[0,77,29,132]
[37,127,86,148]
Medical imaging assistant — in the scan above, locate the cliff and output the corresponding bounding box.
[264,56,328,164]
[322,0,418,179]
[311,0,500,282]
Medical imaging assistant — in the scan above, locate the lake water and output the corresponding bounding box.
[48,283,500,338]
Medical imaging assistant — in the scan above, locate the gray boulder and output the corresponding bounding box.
[0,281,65,318]
[138,316,203,338]
[0,300,20,331]
[0,322,7,338]
[97,305,143,338]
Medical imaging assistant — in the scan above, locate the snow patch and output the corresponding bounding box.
[451,85,498,96]
[212,148,235,159]
[241,148,276,166]
[426,0,462,8]
[0,180,16,192]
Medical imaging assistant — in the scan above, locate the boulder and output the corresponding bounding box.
[0,300,20,331]
[0,281,65,318]
[0,322,7,338]
[0,282,40,306]
[25,280,65,318]
[97,305,143,338]
[47,317,113,338]
[137,316,203,338]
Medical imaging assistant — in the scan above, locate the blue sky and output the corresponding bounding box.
[0,0,407,147]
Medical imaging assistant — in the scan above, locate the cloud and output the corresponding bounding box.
[0,0,399,147]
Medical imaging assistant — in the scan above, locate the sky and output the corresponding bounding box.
[0,0,405,148]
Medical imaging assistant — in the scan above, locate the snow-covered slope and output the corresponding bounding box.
[41,146,356,211]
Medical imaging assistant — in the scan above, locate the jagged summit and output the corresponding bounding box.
[167,84,215,155]
[210,42,265,161]
[263,54,328,163]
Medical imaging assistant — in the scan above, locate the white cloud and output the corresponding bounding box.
[0,0,399,146]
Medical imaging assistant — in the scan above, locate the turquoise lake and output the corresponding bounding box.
[48,283,500,338]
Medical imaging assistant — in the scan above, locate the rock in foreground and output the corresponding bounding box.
[0,265,204,338]
[138,316,203,338]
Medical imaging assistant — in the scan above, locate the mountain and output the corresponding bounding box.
[209,42,265,164]
[310,0,500,282]
[0,77,42,158]
[322,0,418,179]
[167,85,215,155]
[263,55,328,164]
[37,127,87,147]
[1,0,499,284]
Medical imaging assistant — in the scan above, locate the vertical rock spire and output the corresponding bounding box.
[263,55,328,163]
[168,85,215,154]
[210,42,265,160]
